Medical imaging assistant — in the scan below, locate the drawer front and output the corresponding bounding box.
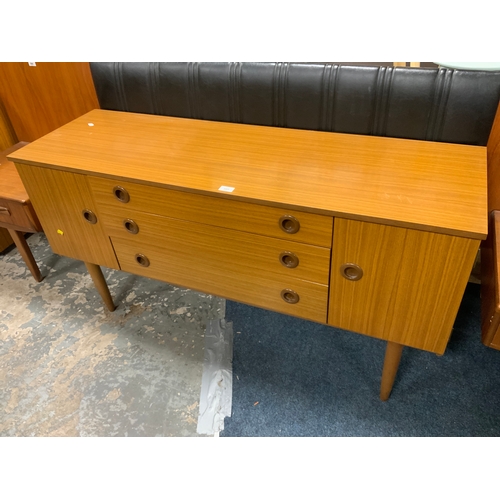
[89,176,333,248]
[112,236,328,323]
[0,198,36,230]
[100,208,331,284]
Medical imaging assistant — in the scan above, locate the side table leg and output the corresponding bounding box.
[8,229,42,282]
[84,262,116,311]
[380,341,404,401]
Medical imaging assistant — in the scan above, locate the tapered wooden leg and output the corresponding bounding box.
[84,262,116,311]
[380,341,404,401]
[8,229,42,282]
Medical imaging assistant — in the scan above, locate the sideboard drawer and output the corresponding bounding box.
[112,236,329,323]
[100,208,331,285]
[89,176,333,248]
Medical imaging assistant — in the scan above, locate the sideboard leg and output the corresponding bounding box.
[380,341,404,401]
[8,229,43,282]
[84,262,116,312]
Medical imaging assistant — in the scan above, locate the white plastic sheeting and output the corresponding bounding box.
[197,319,233,435]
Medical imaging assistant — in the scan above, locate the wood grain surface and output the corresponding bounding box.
[90,176,334,248]
[0,228,13,252]
[9,109,487,239]
[481,211,500,349]
[490,330,500,349]
[0,98,17,151]
[112,236,329,323]
[0,143,42,232]
[487,101,500,213]
[0,143,30,201]
[0,199,39,231]
[328,218,480,354]
[98,207,331,284]
[0,63,99,142]
[14,164,119,269]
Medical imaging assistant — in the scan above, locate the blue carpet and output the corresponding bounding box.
[221,283,500,436]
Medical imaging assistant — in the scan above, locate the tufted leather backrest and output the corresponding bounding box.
[90,62,500,146]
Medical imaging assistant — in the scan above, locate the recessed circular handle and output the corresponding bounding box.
[135,254,150,267]
[281,289,300,304]
[113,185,130,203]
[279,251,299,268]
[123,219,139,234]
[340,263,363,281]
[82,209,98,224]
[279,215,300,234]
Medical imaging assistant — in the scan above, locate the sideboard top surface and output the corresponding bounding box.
[8,109,487,239]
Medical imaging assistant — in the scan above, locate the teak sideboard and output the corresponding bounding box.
[8,109,488,400]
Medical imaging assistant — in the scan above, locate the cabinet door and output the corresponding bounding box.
[480,211,500,350]
[14,164,119,269]
[328,218,479,354]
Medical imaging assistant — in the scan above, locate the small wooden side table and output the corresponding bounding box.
[0,142,43,281]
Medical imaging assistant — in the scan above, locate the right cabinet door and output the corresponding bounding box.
[328,218,479,354]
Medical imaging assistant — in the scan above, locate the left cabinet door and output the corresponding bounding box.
[14,164,119,269]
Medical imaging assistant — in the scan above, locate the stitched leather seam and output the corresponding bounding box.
[148,62,161,115]
[321,64,338,132]
[114,62,129,111]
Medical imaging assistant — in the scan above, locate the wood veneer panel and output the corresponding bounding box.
[112,236,328,323]
[90,176,333,248]
[14,164,119,269]
[0,143,42,232]
[491,330,500,349]
[99,207,331,284]
[0,143,31,201]
[0,227,13,251]
[487,101,500,213]
[481,211,500,349]
[0,63,99,142]
[328,218,479,354]
[9,109,487,239]
[0,98,17,151]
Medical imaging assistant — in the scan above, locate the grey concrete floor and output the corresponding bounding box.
[0,233,225,436]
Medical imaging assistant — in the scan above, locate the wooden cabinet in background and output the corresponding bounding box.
[0,63,99,142]
[0,97,16,250]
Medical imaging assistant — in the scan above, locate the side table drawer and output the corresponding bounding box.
[0,198,40,231]
[112,236,329,323]
[89,176,333,248]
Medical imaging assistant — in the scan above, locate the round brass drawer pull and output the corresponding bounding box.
[279,251,299,268]
[82,209,98,224]
[113,185,130,203]
[123,219,139,234]
[281,289,300,304]
[135,254,150,267]
[340,263,363,281]
[279,215,300,234]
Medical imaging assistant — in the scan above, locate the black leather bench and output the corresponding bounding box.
[90,62,500,146]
